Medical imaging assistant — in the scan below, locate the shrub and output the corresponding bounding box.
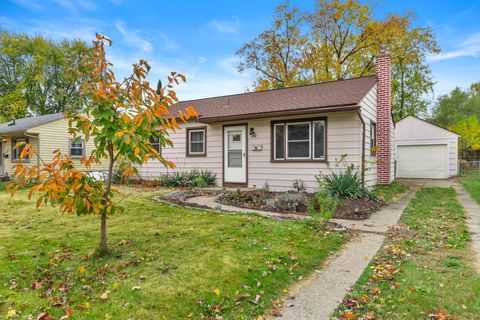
[266,192,306,212]
[160,169,216,188]
[307,191,339,222]
[191,176,208,188]
[198,170,217,186]
[321,170,370,199]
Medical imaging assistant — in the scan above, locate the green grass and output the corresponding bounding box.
[0,181,9,192]
[0,186,346,319]
[461,169,480,204]
[334,187,480,319]
[370,180,408,202]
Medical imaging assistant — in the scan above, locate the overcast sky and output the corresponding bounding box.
[2,0,480,103]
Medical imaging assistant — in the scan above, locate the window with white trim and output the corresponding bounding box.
[287,122,311,159]
[187,128,206,156]
[12,138,30,161]
[273,118,326,161]
[149,136,161,154]
[313,120,326,159]
[70,139,85,158]
[370,121,377,156]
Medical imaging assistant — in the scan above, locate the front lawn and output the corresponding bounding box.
[461,169,480,203]
[370,181,408,203]
[0,187,346,319]
[334,187,480,319]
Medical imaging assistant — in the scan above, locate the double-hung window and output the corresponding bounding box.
[370,121,377,156]
[70,139,85,158]
[12,138,30,162]
[149,136,161,155]
[186,127,206,156]
[272,118,326,161]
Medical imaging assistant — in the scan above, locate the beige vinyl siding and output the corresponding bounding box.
[139,111,362,192]
[27,118,109,171]
[245,112,361,192]
[139,121,223,184]
[359,85,378,187]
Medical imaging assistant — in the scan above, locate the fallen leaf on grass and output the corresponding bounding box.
[428,310,447,320]
[37,313,52,320]
[9,279,17,290]
[99,290,111,301]
[77,266,86,274]
[6,310,18,318]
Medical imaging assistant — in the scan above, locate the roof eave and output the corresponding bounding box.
[197,104,360,124]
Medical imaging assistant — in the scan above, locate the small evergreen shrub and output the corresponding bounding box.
[307,191,339,222]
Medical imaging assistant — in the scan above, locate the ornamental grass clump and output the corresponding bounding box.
[321,170,370,199]
[307,190,339,222]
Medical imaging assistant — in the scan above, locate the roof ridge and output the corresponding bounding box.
[178,75,376,104]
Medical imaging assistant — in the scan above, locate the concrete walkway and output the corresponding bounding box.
[275,189,416,320]
[453,184,480,273]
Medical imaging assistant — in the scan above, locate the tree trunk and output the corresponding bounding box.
[99,143,115,252]
[100,211,107,251]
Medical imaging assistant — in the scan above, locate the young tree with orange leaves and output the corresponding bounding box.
[8,33,197,252]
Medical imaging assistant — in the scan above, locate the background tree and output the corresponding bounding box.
[236,2,306,90]
[9,34,197,252]
[236,0,440,120]
[449,116,480,156]
[430,82,480,128]
[0,31,90,119]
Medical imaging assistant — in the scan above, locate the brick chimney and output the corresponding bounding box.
[376,46,392,185]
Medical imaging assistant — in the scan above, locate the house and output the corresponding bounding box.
[395,115,459,179]
[139,52,395,192]
[0,113,108,178]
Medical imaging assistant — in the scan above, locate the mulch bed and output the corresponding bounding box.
[335,198,384,220]
[217,190,310,214]
[158,189,385,220]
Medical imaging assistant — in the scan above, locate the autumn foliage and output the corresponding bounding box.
[8,33,197,251]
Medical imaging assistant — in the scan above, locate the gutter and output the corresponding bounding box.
[357,111,366,185]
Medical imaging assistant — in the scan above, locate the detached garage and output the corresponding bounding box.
[395,116,459,179]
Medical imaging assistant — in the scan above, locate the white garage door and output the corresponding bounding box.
[397,144,448,179]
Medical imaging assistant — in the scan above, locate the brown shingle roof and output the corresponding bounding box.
[173,76,376,123]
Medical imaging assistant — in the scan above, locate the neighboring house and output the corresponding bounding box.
[139,52,395,192]
[0,113,108,178]
[395,115,459,179]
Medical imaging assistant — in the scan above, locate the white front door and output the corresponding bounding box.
[224,125,247,184]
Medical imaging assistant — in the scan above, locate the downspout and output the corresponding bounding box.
[357,111,366,185]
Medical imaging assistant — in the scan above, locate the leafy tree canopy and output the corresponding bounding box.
[0,30,90,120]
[9,34,197,252]
[236,0,440,121]
[449,116,480,153]
[430,82,480,128]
